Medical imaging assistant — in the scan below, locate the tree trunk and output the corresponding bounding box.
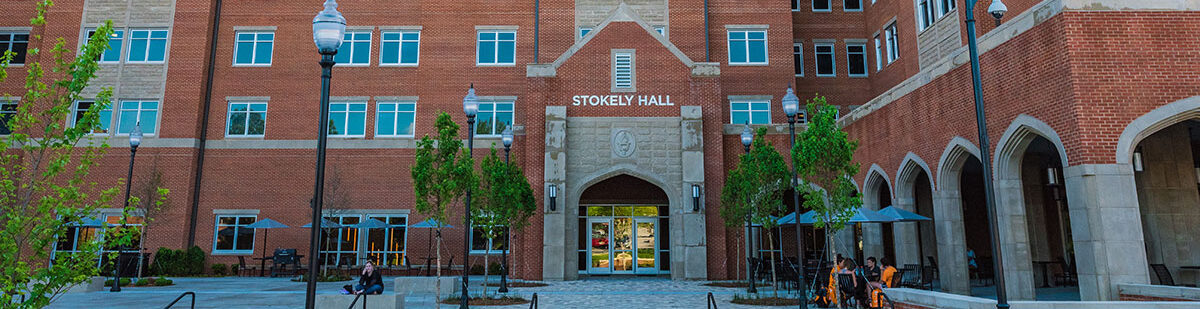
[735,230,742,284]
[767,229,779,299]
[483,245,491,298]
[136,225,146,278]
[435,229,443,309]
[827,216,841,309]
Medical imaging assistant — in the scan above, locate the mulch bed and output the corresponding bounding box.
[730,297,801,306]
[439,296,529,306]
[485,282,549,287]
[703,281,770,288]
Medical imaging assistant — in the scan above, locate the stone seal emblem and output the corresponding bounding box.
[612,129,637,158]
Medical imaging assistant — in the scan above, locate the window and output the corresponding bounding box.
[233,32,273,66]
[0,100,14,135]
[226,102,266,137]
[612,51,634,91]
[813,0,832,11]
[477,31,516,66]
[365,215,407,266]
[375,101,416,137]
[55,225,99,254]
[380,31,419,66]
[885,23,899,63]
[940,0,955,15]
[213,215,256,254]
[334,32,371,65]
[474,100,513,136]
[653,26,665,35]
[470,226,508,254]
[844,0,863,11]
[320,215,360,266]
[731,100,770,125]
[847,43,867,77]
[917,0,936,30]
[579,27,592,38]
[327,102,367,137]
[727,30,767,65]
[127,30,168,63]
[793,43,804,77]
[72,101,112,134]
[815,43,835,77]
[874,36,883,71]
[792,0,800,11]
[86,29,123,63]
[117,100,159,135]
[0,32,29,64]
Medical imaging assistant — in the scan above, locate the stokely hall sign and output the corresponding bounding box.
[571,95,675,107]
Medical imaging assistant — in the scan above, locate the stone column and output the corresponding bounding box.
[932,189,971,295]
[1064,164,1150,300]
[993,175,1037,300]
[678,106,708,280]
[542,106,570,280]
[892,197,921,269]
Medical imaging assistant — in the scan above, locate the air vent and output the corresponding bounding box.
[613,51,634,90]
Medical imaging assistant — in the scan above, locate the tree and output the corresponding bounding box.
[475,147,536,297]
[793,95,863,299]
[720,127,790,297]
[318,166,352,276]
[132,161,171,278]
[411,112,476,306]
[0,2,124,307]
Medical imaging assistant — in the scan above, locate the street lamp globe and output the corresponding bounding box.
[502,126,513,148]
[740,123,753,149]
[463,85,479,118]
[988,0,1008,20]
[129,123,143,149]
[312,0,346,55]
[782,86,801,119]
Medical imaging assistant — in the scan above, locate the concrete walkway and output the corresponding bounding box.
[48,276,803,308]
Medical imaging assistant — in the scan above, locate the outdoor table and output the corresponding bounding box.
[421,257,437,276]
[252,256,270,277]
[1181,266,1200,286]
[1032,260,1057,288]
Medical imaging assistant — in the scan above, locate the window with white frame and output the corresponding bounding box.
[731,100,770,125]
[117,100,158,135]
[73,101,111,134]
[86,29,123,63]
[1,32,30,64]
[0,100,15,135]
[940,0,955,15]
[376,101,416,137]
[477,31,516,66]
[793,43,804,77]
[213,215,256,254]
[320,215,360,266]
[126,29,167,63]
[612,51,634,91]
[885,23,899,63]
[334,31,371,65]
[380,31,419,66]
[470,226,508,254]
[792,0,800,11]
[844,0,863,11]
[579,27,592,38]
[813,0,832,11]
[365,215,407,266]
[53,214,143,260]
[727,30,767,65]
[327,102,367,137]
[917,0,936,30]
[815,43,835,77]
[475,100,513,136]
[100,215,144,253]
[233,32,273,66]
[874,36,883,71]
[847,43,867,77]
[226,102,266,137]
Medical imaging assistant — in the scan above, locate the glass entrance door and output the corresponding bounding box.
[612,218,633,273]
[588,219,612,274]
[580,205,666,276]
[634,218,657,274]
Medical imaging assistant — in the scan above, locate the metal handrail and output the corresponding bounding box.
[528,293,538,309]
[707,292,718,309]
[346,293,367,309]
[162,291,195,309]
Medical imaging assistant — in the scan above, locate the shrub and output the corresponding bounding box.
[488,262,502,275]
[154,277,173,286]
[104,278,132,287]
[211,263,228,276]
[135,278,150,286]
[185,246,206,275]
[470,265,485,275]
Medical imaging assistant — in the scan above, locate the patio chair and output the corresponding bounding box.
[916,266,935,290]
[1151,263,1196,287]
[236,256,258,277]
[1053,256,1077,286]
[927,256,939,280]
[888,268,905,289]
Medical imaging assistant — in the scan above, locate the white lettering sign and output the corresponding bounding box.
[571,95,675,107]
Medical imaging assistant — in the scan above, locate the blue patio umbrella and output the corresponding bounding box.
[778,208,894,225]
[410,218,454,264]
[245,218,290,260]
[878,205,933,283]
[301,219,345,229]
[351,218,390,229]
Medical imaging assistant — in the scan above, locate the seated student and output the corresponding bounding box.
[825,254,846,304]
[871,258,898,289]
[353,261,385,295]
[864,257,882,282]
[834,258,869,306]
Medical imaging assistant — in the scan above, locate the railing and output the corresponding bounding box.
[707,292,718,309]
[162,291,195,309]
[346,293,367,309]
[528,293,538,309]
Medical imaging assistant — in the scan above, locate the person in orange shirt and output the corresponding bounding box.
[825,254,845,304]
[869,258,899,308]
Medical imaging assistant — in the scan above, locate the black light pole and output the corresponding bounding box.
[111,124,142,293]
[462,85,480,309]
[499,127,513,293]
[964,0,1009,308]
[739,124,757,294]
[781,86,808,308]
[307,1,345,308]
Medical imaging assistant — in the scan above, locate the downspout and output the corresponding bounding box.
[703,0,709,62]
[187,0,222,247]
[534,0,540,63]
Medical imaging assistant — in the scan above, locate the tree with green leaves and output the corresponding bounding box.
[720,127,791,297]
[132,161,171,279]
[0,1,132,307]
[793,95,862,272]
[412,112,476,305]
[474,147,536,296]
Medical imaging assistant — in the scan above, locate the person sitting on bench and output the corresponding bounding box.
[354,261,384,295]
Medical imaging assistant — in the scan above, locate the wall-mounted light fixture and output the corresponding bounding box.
[692,184,701,212]
[1133,148,1145,172]
[1046,167,1060,186]
[548,184,558,211]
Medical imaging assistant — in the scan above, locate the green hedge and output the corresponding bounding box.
[150,246,207,276]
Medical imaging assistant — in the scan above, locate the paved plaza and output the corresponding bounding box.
[49,276,804,309]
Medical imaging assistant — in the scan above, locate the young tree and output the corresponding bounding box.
[412,112,476,306]
[318,166,352,276]
[793,96,863,282]
[132,161,171,278]
[721,127,790,297]
[0,2,125,307]
[475,147,536,296]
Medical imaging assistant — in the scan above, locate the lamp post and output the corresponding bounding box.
[461,85,480,308]
[739,124,757,294]
[306,1,345,308]
[780,86,809,308]
[964,0,1008,308]
[498,126,513,294]
[111,124,142,293]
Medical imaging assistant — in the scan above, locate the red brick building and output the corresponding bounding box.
[4,0,1199,302]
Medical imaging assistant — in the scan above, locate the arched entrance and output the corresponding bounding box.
[1128,117,1200,287]
[896,154,938,290]
[577,174,671,276]
[861,167,894,267]
[935,137,987,295]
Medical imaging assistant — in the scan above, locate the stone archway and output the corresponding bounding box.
[934,137,984,295]
[894,153,940,291]
[861,165,893,268]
